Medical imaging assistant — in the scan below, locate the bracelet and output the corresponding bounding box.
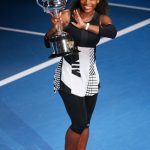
[85,23,90,30]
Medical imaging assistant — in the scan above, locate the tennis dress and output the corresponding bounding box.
[54,11,101,97]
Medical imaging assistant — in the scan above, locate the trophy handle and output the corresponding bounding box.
[36,0,47,12]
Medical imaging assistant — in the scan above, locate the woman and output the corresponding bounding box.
[44,0,117,149]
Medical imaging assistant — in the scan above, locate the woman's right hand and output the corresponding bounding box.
[48,12,63,31]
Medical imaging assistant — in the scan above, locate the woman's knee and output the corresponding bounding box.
[70,121,89,134]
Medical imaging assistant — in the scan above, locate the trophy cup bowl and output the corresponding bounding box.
[36,0,76,57]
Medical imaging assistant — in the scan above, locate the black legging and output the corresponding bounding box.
[59,90,98,134]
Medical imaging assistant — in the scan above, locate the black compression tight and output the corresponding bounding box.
[59,90,98,134]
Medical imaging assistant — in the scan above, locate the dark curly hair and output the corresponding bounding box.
[69,0,109,15]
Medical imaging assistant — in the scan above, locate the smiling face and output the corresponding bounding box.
[80,0,100,13]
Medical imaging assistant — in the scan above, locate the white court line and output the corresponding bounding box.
[97,18,150,45]
[0,26,45,36]
[0,18,150,87]
[0,57,61,87]
[0,3,149,36]
[109,3,150,11]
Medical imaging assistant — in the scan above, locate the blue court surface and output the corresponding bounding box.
[0,0,150,150]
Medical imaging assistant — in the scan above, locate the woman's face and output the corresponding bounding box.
[80,0,100,13]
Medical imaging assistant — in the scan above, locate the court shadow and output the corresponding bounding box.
[0,101,53,150]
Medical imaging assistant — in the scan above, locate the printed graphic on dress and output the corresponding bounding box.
[72,53,81,77]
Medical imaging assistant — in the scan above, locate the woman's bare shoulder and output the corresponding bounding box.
[99,15,112,26]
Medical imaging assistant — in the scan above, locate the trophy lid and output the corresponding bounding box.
[36,0,67,13]
[45,0,66,12]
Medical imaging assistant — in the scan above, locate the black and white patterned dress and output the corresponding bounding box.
[54,11,101,97]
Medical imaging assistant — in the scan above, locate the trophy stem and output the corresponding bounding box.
[53,9,62,35]
[57,21,62,35]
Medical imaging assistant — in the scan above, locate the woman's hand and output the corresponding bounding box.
[71,10,86,29]
[48,12,63,31]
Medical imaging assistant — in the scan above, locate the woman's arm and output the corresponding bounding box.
[44,10,70,48]
[71,10,117,39]
[98,15,117,39]
[71,10,99,34]
[85,15,117,38]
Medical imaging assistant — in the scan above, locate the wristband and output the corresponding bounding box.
[85,23,90,30]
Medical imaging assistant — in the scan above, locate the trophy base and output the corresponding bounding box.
[49,32,77,57]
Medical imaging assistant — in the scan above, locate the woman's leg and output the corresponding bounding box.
[77,127,89,150]
[65,128,80,150]
[77,94,98,150]
[59,90,88,150]
[85,94,98,124]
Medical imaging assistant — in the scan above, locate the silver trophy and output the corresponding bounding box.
[36,0,76,57]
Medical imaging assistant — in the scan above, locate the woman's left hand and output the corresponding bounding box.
[71,10,86,29]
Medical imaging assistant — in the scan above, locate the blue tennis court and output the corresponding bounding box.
[0,0,150,150]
